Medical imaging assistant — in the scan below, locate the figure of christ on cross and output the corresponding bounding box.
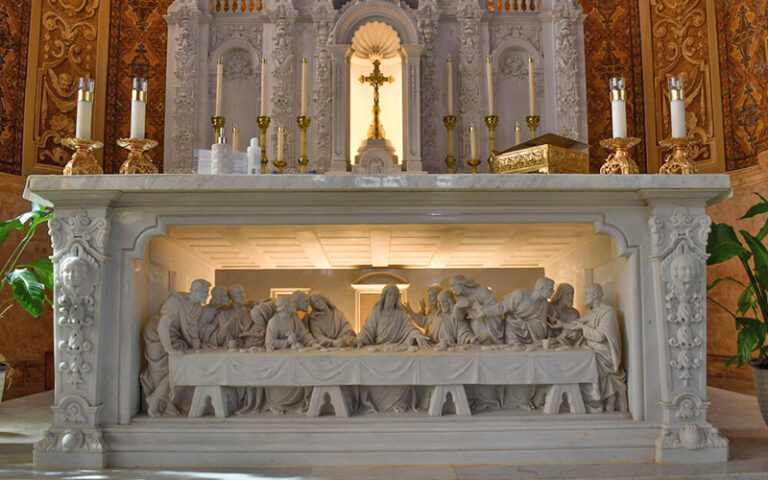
[359,59,395,140]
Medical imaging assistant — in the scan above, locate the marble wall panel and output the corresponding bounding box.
[0,0,31,175]
[580,0,647,173]
[104,0,173,173]
[715,0,768,171]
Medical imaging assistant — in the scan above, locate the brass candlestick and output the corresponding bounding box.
[467,158,481,174]
[659,137,698,174]
[485,115,499,167]
[61,138,104,175]
[117,138,159,174]
[443,115,457,173]
[212,116,225,141]
[526,114,540,139]
[257,115,271,174]
[297,115,311,173]
[599,137,641,175]
[273,157,287,172]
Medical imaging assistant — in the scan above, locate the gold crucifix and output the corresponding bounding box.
[359,59,395,140]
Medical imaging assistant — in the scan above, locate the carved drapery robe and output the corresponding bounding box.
[457,286,503,344]
[488,289,549,344]
[305,307,355,346]
[423,311,474,345]
[578,304,628,413]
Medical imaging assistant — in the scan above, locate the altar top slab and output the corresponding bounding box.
[24,173,732,209]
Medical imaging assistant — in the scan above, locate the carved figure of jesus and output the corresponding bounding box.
[359,59,394,140]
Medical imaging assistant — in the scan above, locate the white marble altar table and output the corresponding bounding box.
[169,346,597,418]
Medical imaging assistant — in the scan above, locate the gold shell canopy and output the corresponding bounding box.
[351,21,402,61]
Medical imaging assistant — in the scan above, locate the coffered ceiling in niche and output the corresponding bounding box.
[158,224,600,270]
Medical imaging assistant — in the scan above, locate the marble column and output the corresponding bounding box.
[416,0,440,173]
[269,0,298,169]
[329,45,351,173]
[456,0,484,171]
[311,1,337,172]
[401,45,425,173]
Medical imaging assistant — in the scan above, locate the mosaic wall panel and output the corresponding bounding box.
[104,0,173,173]
[715,0,768,171]
[580,0,647,173]
[0,0,31,175]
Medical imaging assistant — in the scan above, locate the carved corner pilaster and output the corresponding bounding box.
[36,210,110,467]
[648,206,728,463]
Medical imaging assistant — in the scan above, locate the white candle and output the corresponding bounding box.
[232,124,239,152]
[528,56,535,116]
[469,124,477,159]
[277,126,284,162]
[669,76,686,138]
[446,57,454,116]
[260,58,268,116]
[215,57,223,117]
[130,77,147,139]
[515,122,521,145]
[300,58,308,116]
[75,77,94,140]
[610,77,627,138]
[486,57,494,116]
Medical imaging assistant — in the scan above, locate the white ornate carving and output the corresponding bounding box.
[551,2,582,141]
[657,424,728,450]
[416,0,440,172]
[456,0,484,169]
[37,210,109,458]
[210,23,262,52]
[312,1,337,172]
[491,22,541,51]
[270,0,298,168]
[165,1,203,173]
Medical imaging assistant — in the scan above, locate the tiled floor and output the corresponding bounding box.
[0,388,766,479]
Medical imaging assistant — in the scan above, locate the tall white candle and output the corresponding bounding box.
[528,56,535,116]
[669,76,686,138]
[486,57,494,116]
[515,122,521,145]
[260,58,268,116]
[130,77,147,139]
[232,124,239,152]
[215,58,223,117]
[610,77,627,138]
[300,58,308,116]
[75,77,94,140]
[277,126,284,162]
[446,57,454,116]
[469,124,477,159]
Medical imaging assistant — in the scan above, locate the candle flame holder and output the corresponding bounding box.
[61,138,104,175]
[485,115,499,169]
[212,116,225,141]
[117,137,159,174]
[297,115,311,173]
[467,158,481,174]
[659,137,698,175]
[599,137,641,175]
[257,115,271,174]
[526,115,540,139]
[443,115,457,173]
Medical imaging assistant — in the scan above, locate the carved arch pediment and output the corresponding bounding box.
[330,0,420,46]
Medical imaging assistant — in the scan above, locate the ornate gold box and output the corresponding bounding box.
[490,134,589,174]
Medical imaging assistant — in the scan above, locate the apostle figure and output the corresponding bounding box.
[206,285,252,347]
[482,277,555,345]
[262,296,317,415]
[548,283,583,345]
[406,285,442,328]
[450,275,503,344]
[305,294,356,347]
[356,284,429,413]
[423,290,476,345]
[140,279,211,417]
[240,291,310,348]
[199,286,230,346]
[565,283,628,413]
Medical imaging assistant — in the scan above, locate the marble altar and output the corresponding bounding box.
[24,173,731,467]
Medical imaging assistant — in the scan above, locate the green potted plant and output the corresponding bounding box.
[707,194,768,426]
[0,202,54,403]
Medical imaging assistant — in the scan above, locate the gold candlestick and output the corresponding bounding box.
[443,115,457,173]
[61,138,104,175]
[485,115,498,167]
[257,115,271,174]
[117,137,159,174]
[599,137,641,175]
[467,158,481,174]
[659,137,698,174]
[297,115,311,173]
[211,115,225,141]
[526,114,540,139]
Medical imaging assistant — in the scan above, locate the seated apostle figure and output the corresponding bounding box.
[423,289,476,345]
[304,294,356,347]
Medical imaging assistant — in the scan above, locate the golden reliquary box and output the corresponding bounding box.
[490,133,589,174]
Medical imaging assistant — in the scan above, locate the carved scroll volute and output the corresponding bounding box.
[35,210,110,461]
[649,207,727,454]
